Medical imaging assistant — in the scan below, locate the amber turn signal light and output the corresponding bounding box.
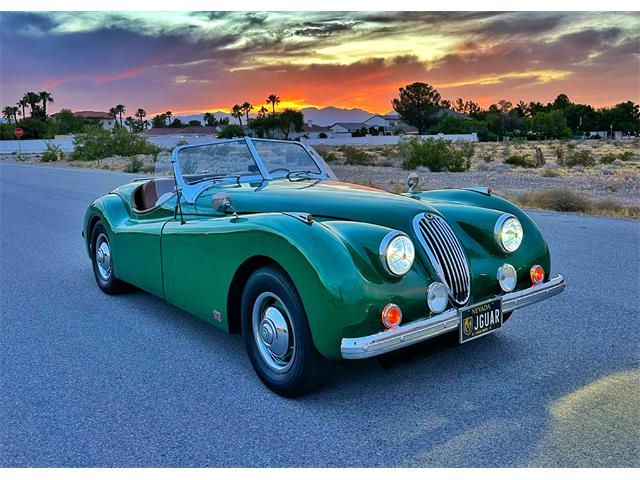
[382,303,402,329]
[530,265,544,285]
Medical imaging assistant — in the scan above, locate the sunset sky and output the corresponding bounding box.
[1,11,638,116]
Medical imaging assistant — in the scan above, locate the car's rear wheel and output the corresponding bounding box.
[91,221,128,295]
[241,265,328,397]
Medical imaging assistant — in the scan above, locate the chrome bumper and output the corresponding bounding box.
[340,274,566,359]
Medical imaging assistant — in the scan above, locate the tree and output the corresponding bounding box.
[217,125,245,139]
[203,112,218,127]
[108,107,118,122]
[276,108,304,140]
[266,94,280,114]
[17,98,28,119]
[39,91,54,117]
[114,104,126,126]
[51,109,87,135]
[151,114,167,128]
[231,104,244,127]
[553,94,571,110]
[431,115,492,141]
[124,116,135,132]
[391,82,443,134]
[2,106,18,123]
[24,92,41,116]
[164,111,172,126]
[525,110,571,139]
[242,102,253,123]
[514,101,530,117]
[135,108,147,130]
[258,106,269,117]
[598,101,640,135]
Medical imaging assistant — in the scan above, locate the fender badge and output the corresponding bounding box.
[213,310,222,322]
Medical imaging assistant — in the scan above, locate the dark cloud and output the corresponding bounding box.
[472,13,567,36]
[293,21,357,37]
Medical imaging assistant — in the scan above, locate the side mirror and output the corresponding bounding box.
[212,192,236,217]
[407,173,420,193]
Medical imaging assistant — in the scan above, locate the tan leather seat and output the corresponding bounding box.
[136,179,176,211]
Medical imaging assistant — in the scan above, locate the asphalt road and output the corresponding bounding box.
[1,163,638,467]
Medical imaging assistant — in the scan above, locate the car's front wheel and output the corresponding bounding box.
[241,265,328,397]
[91,221,128,295]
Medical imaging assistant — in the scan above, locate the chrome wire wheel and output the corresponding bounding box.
[252,292,296,373]
[95,233,112,281]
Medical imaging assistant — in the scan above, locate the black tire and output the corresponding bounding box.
[91,221,128,295]
[241,265,329,397]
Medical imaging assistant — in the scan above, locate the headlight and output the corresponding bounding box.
[495,214,523,253]
[379,231,415,276]
[497,263,517,292]
[427,282,448,313]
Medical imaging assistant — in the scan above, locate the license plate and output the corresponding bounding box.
[459,298,502,343]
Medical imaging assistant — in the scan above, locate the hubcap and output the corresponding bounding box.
[95,233,112,281]
[252,292,295,373]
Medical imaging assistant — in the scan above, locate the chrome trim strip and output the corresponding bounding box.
[340,274,565,359]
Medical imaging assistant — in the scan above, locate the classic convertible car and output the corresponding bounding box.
[83,138,565,396]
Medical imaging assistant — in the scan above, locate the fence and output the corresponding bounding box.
[0,132,479,155]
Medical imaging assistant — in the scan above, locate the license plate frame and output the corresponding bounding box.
[459,298,502,343]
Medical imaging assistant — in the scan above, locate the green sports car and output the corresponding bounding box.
[83,137,565,396]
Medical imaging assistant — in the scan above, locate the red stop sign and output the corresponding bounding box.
[14,127,24,138]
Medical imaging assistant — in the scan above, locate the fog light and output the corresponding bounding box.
[530,265,545,285]
[497,263,517,292]
[427,282,448,314]
[382,303,402,329]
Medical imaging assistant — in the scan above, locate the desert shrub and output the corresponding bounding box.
[41,142,63,162]
[563,149,595,167]
[520,189,591,212]
[618,151,634,162]
[341,146,374,166]
[554,146,565,163]
[399,137,470,172]
[123,157,144,173]
[600,153,617,164]
[318,132,328,139]
[504,154,536,168]
[458,141,475,163]
[70,127,161,161]
[481,152,494,163]
[540,168,560,177]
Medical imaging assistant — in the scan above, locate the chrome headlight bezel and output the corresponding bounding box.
[379,231,415,277]
[494,214,523,253]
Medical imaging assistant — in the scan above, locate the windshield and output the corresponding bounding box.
[252,140,320,176]
[175,140,259,184]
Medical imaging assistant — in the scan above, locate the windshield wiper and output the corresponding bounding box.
[286,170,321,181]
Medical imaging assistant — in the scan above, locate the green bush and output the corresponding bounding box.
[340,146,374,166]
[563,149,595,167]
[399,137,470,172]
[618,151,634,162]
[217,125,245,139]
[41,142,63,162]
[600,153,617,164]
[318,132,328,139]
[504,154,536,168]
[70,127,161,161]
[124,158,144,173]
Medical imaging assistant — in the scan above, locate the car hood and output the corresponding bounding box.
[196,179,440,227]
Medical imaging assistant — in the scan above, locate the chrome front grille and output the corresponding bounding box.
[413,213,471,305]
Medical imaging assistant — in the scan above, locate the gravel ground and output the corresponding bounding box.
[330,164,640,207]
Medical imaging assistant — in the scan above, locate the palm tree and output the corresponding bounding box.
[203,112,218,127]
[125,116,135,132]
[38,91,54,117]
[108,107,118,122]
[266,94,280,114]
[135,108,147,129]
[231,104,244,128]
[258,106,269,117]
[17,98,28,119]
[115,104,126,126]
[165,111,172,126]
[24,92,41,116]
[241,102,253,123]
[2,106,17,123]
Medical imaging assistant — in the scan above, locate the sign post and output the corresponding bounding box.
[14,127,24,155]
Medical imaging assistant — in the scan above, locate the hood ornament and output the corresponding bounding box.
[407,173,420,193]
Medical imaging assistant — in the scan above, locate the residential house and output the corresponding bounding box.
[363,114,417,134]
[329,122,367,136]
[73,111,116,131]
[302,122,332,139]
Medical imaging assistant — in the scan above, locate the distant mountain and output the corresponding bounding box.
[300,106,377,126]
[176,106,378,127]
